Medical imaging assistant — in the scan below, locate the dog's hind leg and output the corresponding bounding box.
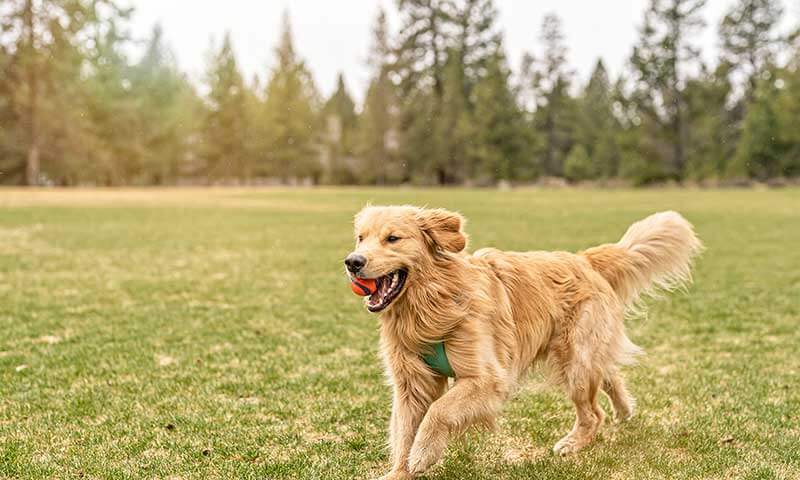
[602,369,635,422]
[552,301,613,455]
[553,365,605,456]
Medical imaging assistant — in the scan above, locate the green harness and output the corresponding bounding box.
[422,342,455,378]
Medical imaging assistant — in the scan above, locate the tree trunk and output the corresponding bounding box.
[23,0,40,186]
[672,88,685,180]
[25,144,40,186]
[545,108,555,176]
[436,167,447,185]
[673,115,684,180]
[429,5,443,99]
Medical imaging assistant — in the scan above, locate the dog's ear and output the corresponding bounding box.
[417,208,468,253]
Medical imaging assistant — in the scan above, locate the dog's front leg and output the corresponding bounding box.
[407,376,505,475]
[383,375,447,480]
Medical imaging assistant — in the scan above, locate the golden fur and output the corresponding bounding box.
[347,206,702,479]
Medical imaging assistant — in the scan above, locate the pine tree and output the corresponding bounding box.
[0,44,16,183]
[719,0,784,99]
[684,62,737,179]
[2,0,797,186]
[716,0,785,181]
[444,0,510,182]
[630,0,707,181]
[612,77,662,184]
[470,48,531,182]
[529,13,576,177]
[393,0,452,101]
[437,48,474,183]
[733,60,800,179]
[261,11,320,183]
[321,73,358,183]
[0,0,130,185]
[202,33,252,183]
[393,0,454,183]
[129,25,202,184]
[358,7,399,184]
[393,0,516,184]
[575,60,621,178]
[453,0,503,99]
[85,21,168,185]
[777,41,800,176]
[732,70,782,179]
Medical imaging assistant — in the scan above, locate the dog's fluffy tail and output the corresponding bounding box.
[582,211,703,308]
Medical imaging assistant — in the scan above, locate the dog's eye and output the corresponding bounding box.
[357,235,363,243]
[386,235,401,243]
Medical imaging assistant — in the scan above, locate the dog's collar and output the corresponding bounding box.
[422,342,455,378]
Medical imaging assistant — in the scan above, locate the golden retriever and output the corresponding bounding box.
[344,206,702,479]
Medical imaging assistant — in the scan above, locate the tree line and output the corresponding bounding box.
[1,0,798,186]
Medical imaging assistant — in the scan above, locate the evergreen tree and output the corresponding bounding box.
[443,0,509,182]
[393,0,517,184]
[716,0,785,181]
[393,0,452,100]
[358,7,399,184]
[575,60,621,178]
[684,62,737,179]
[612,77,662,184]
[202,33,252,183]
[733,62,800,179]
[732,70,782,179]
[261,11,320,183]
[1,0,798,186]
[393,0,453,183]
[630,0,707,181]
[719,0,784,99]
[437,48,475,183]
[130,25,202,184]
[470,48,531,181]
[0,0,130,185]
[321,73,358,183]
[529,13,576,177]
[453,0,503,100]
[84,23,144,185]
[0,44,17,183]
[777,40,800,176]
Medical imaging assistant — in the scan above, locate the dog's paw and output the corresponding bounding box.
[614,404,635,423]
[407,439,446,475]
[614,408,635,423]
[407,447,432,475]
[611,397,636,423]
[552,434,590,456]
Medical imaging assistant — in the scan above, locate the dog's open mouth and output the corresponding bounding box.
[366,270,408,312]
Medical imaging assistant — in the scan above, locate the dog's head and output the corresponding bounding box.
[344,205,467,312]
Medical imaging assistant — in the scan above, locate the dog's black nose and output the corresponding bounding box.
[345,254,367,273]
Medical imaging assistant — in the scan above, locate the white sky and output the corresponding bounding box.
[129,1,799,104]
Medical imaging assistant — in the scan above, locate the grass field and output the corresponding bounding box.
[0,187,798,480]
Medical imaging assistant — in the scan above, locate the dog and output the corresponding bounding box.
[344,206,702,479]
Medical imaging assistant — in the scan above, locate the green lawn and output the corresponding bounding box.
[1,187,798,479]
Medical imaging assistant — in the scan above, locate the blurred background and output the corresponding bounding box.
[0,0,798,187]
[2,4,800,477]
